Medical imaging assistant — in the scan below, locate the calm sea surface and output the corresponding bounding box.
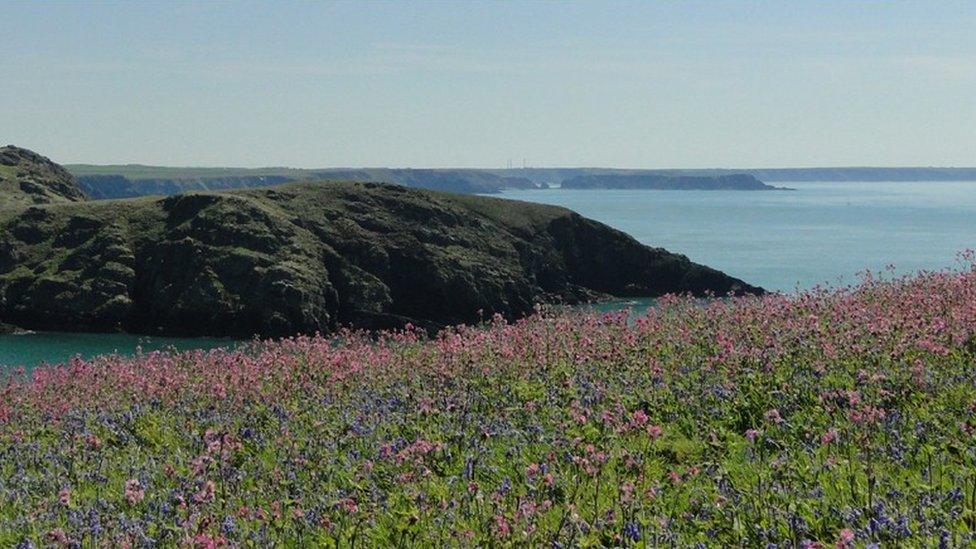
[3,181,975,368]
[0,332,236,370]
[501,181,976,291]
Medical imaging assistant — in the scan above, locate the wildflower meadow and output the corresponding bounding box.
[3,259,976,547]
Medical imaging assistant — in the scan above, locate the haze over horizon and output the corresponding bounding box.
[2,1,974,169]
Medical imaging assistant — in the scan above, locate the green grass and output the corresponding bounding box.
[3,266,976,546]
[0,164,19,180]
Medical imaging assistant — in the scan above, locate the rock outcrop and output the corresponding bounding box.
[0,147,761,337]
[0,146,88,207]
[0,181,760,337]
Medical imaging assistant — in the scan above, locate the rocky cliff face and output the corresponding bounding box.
[0,147,761,336]
[0,181,760,337]
[75,174,295,199]
[72,168,538,199]
[0,146,88,207]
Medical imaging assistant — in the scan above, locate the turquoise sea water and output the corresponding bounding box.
[3,181,975,368]
[0,332,236,370]
[501,181,976,292]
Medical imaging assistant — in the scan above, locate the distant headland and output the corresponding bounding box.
[65,163,976,198]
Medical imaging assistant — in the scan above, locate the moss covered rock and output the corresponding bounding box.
[0,148,761,337]
[0,146,87,208]
[0,181,761,337]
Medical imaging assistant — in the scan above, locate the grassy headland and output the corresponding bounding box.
[1,181,756,337]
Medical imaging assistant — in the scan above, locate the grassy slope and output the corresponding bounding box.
[0,181,758,336]
[1,266,974,545]
[0,164,35,210]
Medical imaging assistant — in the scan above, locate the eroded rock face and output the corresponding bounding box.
[0,180,761,337]
[0,146,87,208]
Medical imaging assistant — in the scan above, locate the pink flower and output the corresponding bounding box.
[192,533,226,549]
[338,497,358,514]
[619,482,636,501]
[629,409,649,428]
[835,528,855,547]
[124,479,145,505]
[745,428,761,442]
[764,408,783,424]
[58,488,71,507]
[46,528,69,545]
[192,480,216,504]
[821,428,839,445]
[646,424,663,439]
[493,514,511,538]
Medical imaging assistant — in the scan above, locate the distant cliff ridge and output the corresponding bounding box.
[740,167,976,182]
[76,174,295,200]
[309,169,537,194]
[498,167,976,187]
[560,173,786,190]
[69,164,976,201]
[73,167,539,199]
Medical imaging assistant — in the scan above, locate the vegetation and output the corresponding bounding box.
[2,259,976,546]
[67,166,538,198]
[0,146,87,209]
[65,165,310,180]
[1,181,754,337]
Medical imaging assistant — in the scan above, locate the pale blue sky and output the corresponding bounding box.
[2,1,974,168]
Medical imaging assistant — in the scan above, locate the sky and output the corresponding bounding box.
[1,1,974,169]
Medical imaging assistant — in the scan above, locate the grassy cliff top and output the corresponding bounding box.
[0,146,87,208]
[0,179,757,336]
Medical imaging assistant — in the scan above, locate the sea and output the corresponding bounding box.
[3,181,975,369]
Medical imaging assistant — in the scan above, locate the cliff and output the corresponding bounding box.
[1,147,761,336]
[68,165,976,201]
[72,167,538,198]
[0,182,759,337]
